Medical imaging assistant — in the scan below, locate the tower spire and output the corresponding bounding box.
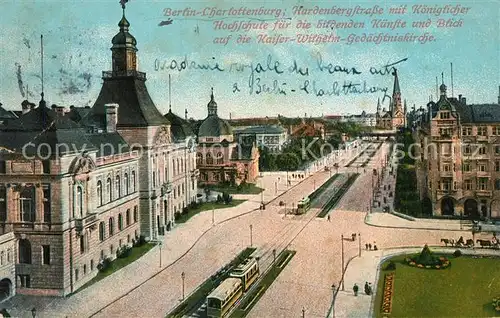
[168,74,171,112]
[207,87,217,116]
[40,34,46,107]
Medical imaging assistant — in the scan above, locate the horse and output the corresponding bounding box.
[441,238,451,246]
[476,239,492,248]
[465,239,474,247]
[455,236,465,247]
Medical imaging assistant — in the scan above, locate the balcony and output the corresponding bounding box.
[476,190,492,197]
[161,182,172,196]
[191,169,200,179]
[75,213,98,233]
[437,189,456,196]
[439,171,454,177]
[477,171,491,177]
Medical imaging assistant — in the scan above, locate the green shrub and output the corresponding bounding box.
[384,261,396,271]
[116,245,132,258]
[97,257,112,272]
[453,250,462,257]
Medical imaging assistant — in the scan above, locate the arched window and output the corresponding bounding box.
[106,178,112,202]
[216,152,223,164]
[99,222,105,241]
[177,159,180,174]
[172,159,176,176]
[131,171,136,192]
[20,186,34,222]
[19,239,32,264]
[133,206,138,223]
[97,181,103,206]
[118,213,123,231]
[206,153,213,165]
[108,217,114,236]
[196,153,203,165]
[180,158,184,173]
[126,209,130,226]
[76,186,83,218]
[124,173,129,195]
[115,175,121,198]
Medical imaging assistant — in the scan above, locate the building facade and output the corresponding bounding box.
[415,83,500,219]
[0,9,197,296]
[376,69,406,130]
[196,90,259,185]
[233,126,288,153]
[340,111,377,127]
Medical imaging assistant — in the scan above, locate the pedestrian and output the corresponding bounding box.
[368,243,372,250]
[373,242,378,250]
[353,283,359,296]
[327,215,331,222]
[364,282,370,295]
[365,243,368,250]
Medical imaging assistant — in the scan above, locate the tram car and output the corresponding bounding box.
[206,258,260,317]
[296,197,311,214]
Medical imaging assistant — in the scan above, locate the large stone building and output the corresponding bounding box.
[196,90,259,185]
[233,125,288,153]
[376,69,406,130]
[0,9,196,296]
[414,82,500,219]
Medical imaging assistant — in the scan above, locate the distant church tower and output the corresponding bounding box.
[390,68,405,129]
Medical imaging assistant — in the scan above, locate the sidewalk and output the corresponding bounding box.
[365,212,473,231]
[330,246,500,318]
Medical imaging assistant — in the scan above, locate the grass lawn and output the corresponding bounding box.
[77,243,155,293]
[207,183,264,195]
[374,254,500,317]
[176,200,246,224]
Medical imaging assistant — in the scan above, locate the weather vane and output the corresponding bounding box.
[120,0,129,10]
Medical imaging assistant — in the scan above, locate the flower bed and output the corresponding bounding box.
[404,245,451,270]
[493,297,500,312]
[380,272,395,314]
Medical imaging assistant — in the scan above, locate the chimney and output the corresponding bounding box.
[462,97,466,105]
[458,94,462,102]
[105,103,119,133]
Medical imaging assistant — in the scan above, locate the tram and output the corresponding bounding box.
[297,197,311,214]
[206,257,260,317]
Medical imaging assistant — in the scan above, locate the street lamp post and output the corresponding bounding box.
[341,234,345,291]
[250,224,253,247]
[212,207,215,225]
[302,306,305,318]
[273,249,276,266]
[358,233,361,257]
[159,241,162,268]
[181,271,185,300]
[275,181,277,195]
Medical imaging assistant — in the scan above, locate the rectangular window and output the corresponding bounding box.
[42,160,50,174]
[440,112,450,119]
[42,245,50,265]
[479,178,488,190]
[443,165,451,172]
[477,127,487,136]
[496,146,500,155]
[0,161,5,174]
[19,275,31,287]
[462,127,472,136]
[496,161,500,172]
[494,127,500,135]
[43,184,51,223]
[464,180,473,190]
[479,164,486,172]
[463,145,471,155]
[479,146,487,155]
[0,186,6,222]
[462,163,470,172]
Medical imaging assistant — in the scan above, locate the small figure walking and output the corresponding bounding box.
[373,242,378,251]
[353,283,359,296]
[365,243,369,250]
[327,215,331,222]
[368,243,372,250]
[364,282,371,295]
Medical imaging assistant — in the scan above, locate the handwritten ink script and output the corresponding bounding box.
[154,54,408,97]
[162,4,471,45]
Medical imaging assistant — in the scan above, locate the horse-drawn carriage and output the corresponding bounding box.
[441,235,500,249]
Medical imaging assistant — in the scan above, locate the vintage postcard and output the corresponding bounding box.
[0,0,499,317]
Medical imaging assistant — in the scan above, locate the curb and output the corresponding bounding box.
[364,213,471,232]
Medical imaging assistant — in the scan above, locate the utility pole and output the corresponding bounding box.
[341,234,345,291]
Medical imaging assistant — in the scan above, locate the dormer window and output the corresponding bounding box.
[440,111,450,119]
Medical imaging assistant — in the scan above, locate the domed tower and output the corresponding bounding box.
[111,8,138,72]
[207,88,217,116]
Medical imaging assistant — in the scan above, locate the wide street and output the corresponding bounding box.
[6,141,471,318]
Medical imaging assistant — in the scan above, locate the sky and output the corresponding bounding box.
[0,0,498,120]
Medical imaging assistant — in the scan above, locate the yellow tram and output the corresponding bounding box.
[206,257,260,317]
[297,197,311,214]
